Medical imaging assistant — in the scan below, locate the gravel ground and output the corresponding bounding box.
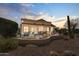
[7,36,79,56]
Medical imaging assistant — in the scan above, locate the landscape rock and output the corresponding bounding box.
[0,53,9,56]
[49,51,59,56]
[63,50,77,56]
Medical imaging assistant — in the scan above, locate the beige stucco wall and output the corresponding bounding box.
[21,23,53,36]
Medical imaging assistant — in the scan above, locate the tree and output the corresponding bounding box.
[70,22,77,37]
[67,16,78,38]
[0,17,18,38]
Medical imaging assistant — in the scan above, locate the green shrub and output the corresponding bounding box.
[0,38,18,52]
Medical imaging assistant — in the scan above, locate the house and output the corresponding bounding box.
[20,18,55,37]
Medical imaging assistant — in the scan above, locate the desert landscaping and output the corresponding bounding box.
[0,3,79,56]
[4,35,79,56]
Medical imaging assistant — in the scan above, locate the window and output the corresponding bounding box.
[24,26,28,32]
[31,27,35,32]
[47,27,49,31]
[38,26,43,31]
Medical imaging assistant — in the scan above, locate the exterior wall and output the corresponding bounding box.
[21,23,53,36]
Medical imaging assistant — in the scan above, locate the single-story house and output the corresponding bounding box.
[20,18,55,37]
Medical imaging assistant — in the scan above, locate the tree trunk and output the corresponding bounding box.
[67,16,72,38]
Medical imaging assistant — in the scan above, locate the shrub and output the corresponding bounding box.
[0,38,18,53]
[58,28,68,35]
[0,17,18,38]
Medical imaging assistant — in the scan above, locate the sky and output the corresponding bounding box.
[0,3,79,24]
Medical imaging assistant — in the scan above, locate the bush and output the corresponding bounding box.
[0,17,18,38]
[0,38,18,53]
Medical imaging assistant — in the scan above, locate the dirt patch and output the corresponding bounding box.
[7,36,79,56]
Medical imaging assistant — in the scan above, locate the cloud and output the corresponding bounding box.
[20,3,34,7]
[35,11,55,22]
[21,15,35,20]
[0,6,21,24]
[0,3,37,25]
[19,4,37,17]
[20,4,53,19]
[22,11,55,23]
[0,7,15,18]
[20,7,31,15]
[34,12,55,22]
[0,3,35,16]
[0,7,14,15]
[0,8,9,15]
